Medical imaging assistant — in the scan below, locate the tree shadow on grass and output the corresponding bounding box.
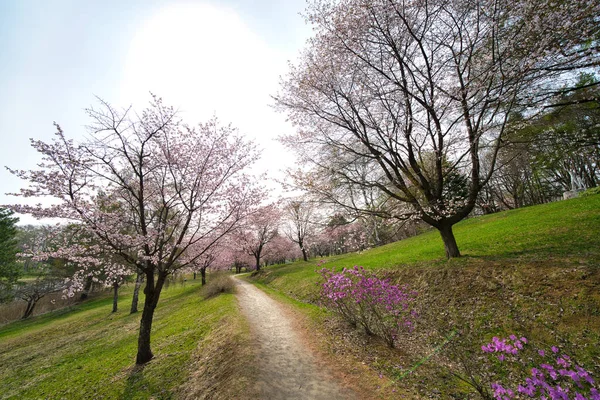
[121,362,173,400]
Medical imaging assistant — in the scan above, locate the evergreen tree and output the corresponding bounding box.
[0,208,20,302]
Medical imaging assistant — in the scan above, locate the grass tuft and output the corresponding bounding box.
[200,273,236,300]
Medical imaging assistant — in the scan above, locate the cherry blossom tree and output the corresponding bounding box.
[185,236,225,285]
[282,199,316,262]
[216,241,254,273]
[5,96,261,364]
[237,204,281,271]
[129,271,144,313]
[15,275,64,319]
[261,234,301,265]
[276,0,600,258]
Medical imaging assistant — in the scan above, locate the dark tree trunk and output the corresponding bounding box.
[301,248,308,262]
[80,276,93,300]
[112,282,119,313]
[136,269,166,365]
[255,255,261,272]
[22,299,37,319]
[438,224,461,259]
[193,272,197,280]
[200,267,206,286]
[130,272,144,314]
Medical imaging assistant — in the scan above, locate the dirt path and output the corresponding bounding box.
[233,277,355,400]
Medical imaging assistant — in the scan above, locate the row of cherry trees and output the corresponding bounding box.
[5,0,597,367]
[6,97,263,364]
[3,95,419,364]
[197,199,420,274]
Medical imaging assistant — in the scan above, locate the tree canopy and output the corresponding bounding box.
[0,208,20,302]
[276,0,600,258]
[7,96,261,363]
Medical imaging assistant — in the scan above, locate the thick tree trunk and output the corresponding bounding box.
[136,270,166,365]
[130,272,144,314]
[200,268,206,286]
[438,224,461,259]
[112,282,119,313]
[301,248,308,262]
[255,255,261,272]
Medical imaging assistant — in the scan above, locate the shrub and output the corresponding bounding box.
[580,186,600,197]
[201,273,235,299]
[482,335,599,400]
[319,266,417,347]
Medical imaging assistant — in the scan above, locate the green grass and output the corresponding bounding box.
[0,279,248,399]
[253,195,600,300]
[249,195,600,397]
[1,196,598,399]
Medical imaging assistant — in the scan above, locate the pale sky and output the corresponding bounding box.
[0,0,312,224]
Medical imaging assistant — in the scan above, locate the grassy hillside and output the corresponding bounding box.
[1,196,598,399]
[254,195,600,300]
[250,195,600,398]
[0,279,256,400]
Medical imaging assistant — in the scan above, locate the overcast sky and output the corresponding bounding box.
[0,0,312,224]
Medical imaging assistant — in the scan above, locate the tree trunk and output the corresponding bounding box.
[438,224,461,259]
[255,255,261,272]
[80,276,93,300]
[193,272,197,280]
[22,299,36,319]
[112,282,119,313]
[136,270,166,365]
[200,267,206,286]
[301,248,308,262]
[130,272,144,314]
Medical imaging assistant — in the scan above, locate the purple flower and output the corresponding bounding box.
[484,338,599,400]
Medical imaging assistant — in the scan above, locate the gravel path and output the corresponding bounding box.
[233,277,355,400]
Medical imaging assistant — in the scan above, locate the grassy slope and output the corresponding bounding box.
[0,197,597,399]
[255,195,600,299]
[0,280,254,400]
[250,195,600,398]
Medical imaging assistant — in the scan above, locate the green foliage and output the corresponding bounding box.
[486,73,600,211]
[0,209,20,302]
[581,186,600,197]
[517,74,599,187]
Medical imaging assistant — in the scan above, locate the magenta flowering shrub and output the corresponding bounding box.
[319,266,417,347]
[482,335,599,400]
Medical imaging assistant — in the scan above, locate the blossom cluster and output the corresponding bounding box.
[482,336,599,400]
[319,266,417,347]
[482,335,528,361]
